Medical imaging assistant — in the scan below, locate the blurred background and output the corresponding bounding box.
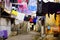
[0,0,60,40]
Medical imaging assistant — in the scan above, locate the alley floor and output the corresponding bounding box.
[6,31,60,40]
[6,31,40,40]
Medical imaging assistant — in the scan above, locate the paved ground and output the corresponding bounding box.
[36,34,60,40]
[6,31,40,40]
[6,31,60,40]
[45,35,60,40]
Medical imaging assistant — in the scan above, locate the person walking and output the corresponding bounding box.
[27,21,30,32]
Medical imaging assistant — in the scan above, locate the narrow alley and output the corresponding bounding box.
[0,0,60,40]
[6,31,40,40]
[6,31,60,40]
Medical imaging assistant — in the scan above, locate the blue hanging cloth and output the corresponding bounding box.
[28,0,37,11]
[28,5,37,11]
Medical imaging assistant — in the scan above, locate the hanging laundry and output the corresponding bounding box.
[16,12,25,21]
[0,0,1,2]
[28,5,37,11]
[18,2,28,13]
[5,0,12,11]
[12,4,18,8]
[10,0,13,3]
[18,0,22,3]
[10,0,17,3]
[25,0,29,4]
[26,0,29,2]
[28,0,37,12]
[28,0,37,4]
[18,4,23,12]
[11,9,18,16]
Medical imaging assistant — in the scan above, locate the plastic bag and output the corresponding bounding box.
[47,26,50,30]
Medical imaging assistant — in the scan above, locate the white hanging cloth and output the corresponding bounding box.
[16,12,25,21]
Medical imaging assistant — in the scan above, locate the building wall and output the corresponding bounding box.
[0,18,11,36]
[55,14,60,26]
[45,14,60,34]
[55,0,60,3]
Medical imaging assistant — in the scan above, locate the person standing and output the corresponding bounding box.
[27,21,30,32]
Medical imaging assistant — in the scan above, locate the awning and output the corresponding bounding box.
[42,2,60,13]
[37,2,60,16]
